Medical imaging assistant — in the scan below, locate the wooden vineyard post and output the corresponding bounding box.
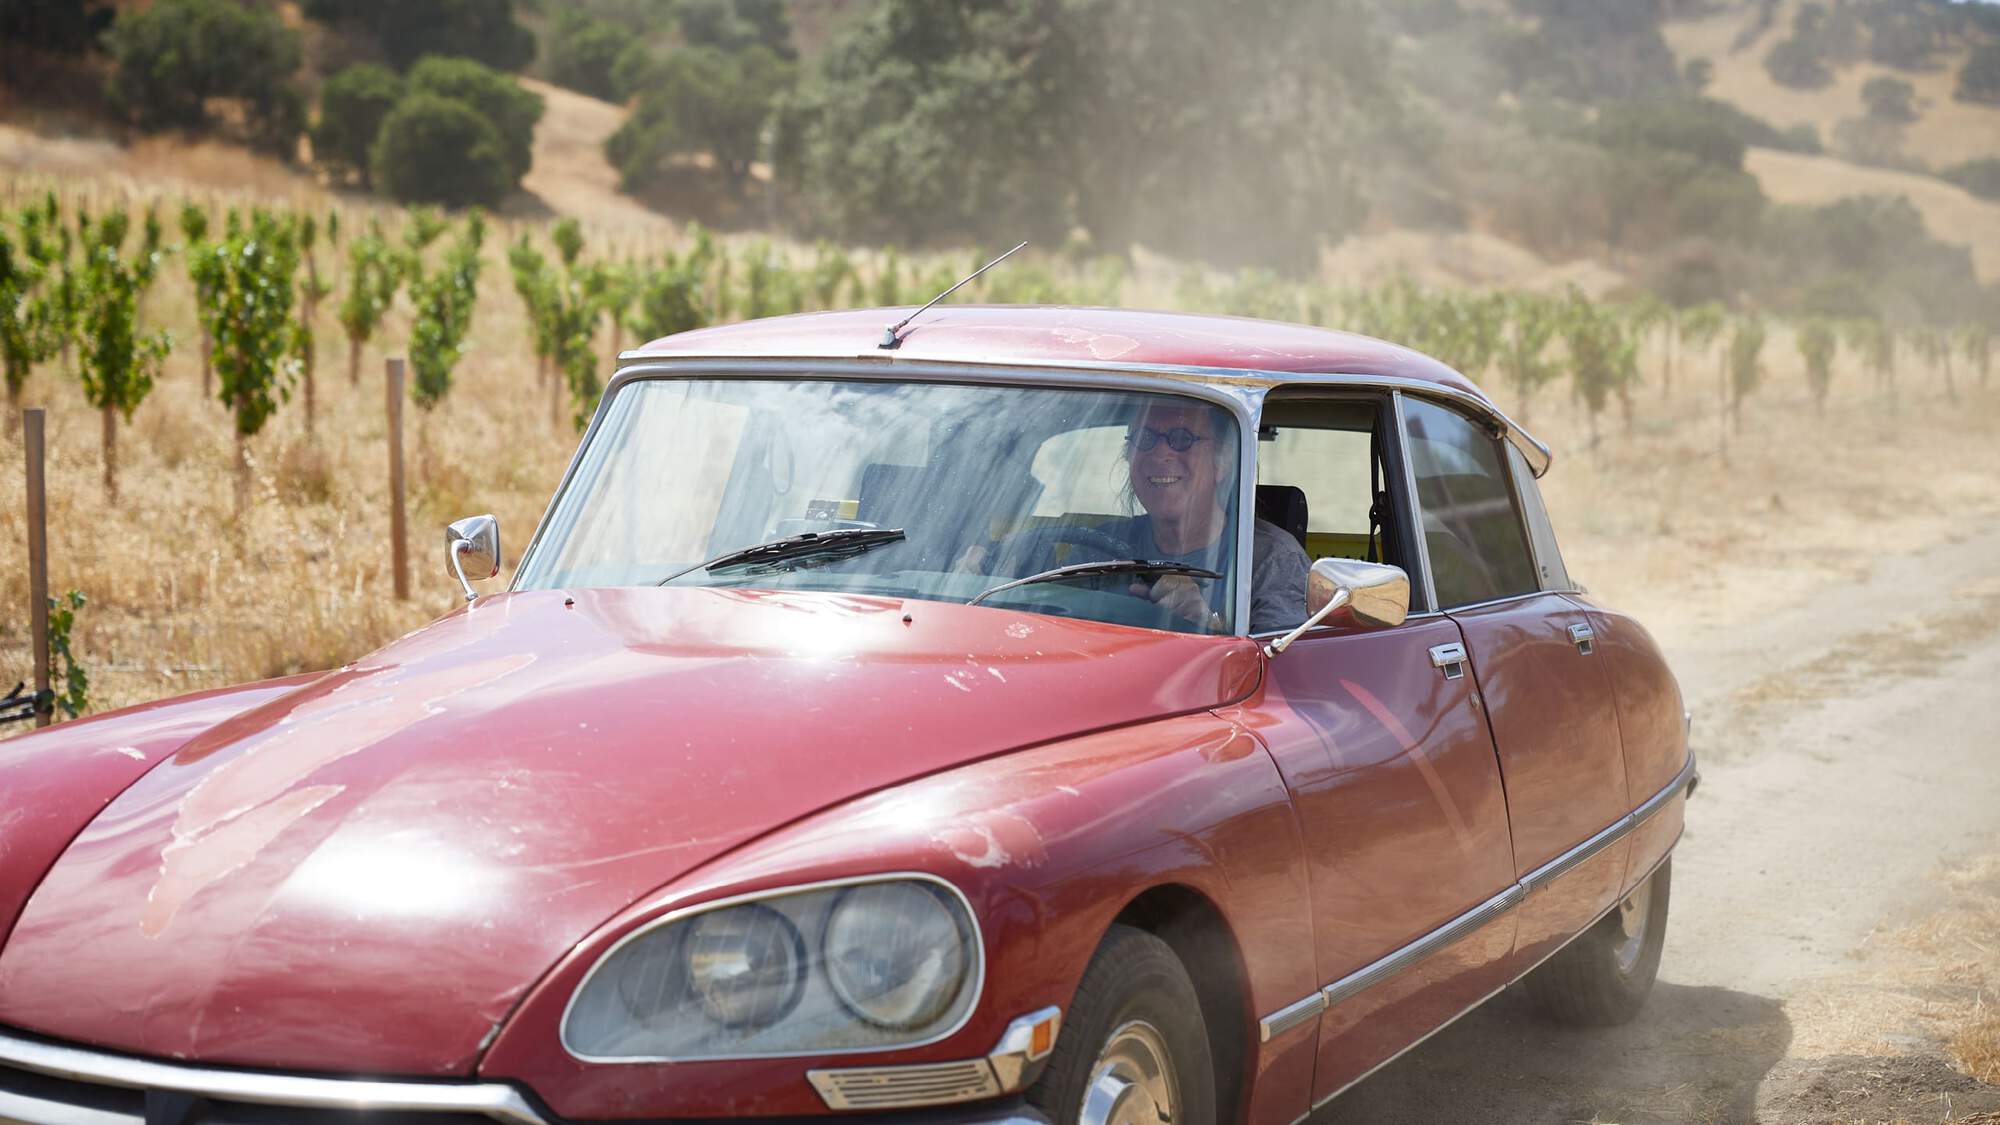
[24,409,51,728]
[386,357,410,601]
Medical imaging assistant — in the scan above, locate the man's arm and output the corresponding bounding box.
[1247,519,1311,634]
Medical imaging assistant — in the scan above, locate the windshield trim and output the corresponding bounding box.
[613,350,1555,477]
[511,359,1261,635]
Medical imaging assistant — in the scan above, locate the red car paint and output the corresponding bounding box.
[0,307,1689,1125]
[0,587,1256,1074]
[624,306,1487,399]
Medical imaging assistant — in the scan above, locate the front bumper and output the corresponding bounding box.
[0,1026,1050,1125]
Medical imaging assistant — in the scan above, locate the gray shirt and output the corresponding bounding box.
[1115,516,1310,634]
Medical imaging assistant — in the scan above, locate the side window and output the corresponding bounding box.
[1257,423,1374,560]
[1253,397,1412,578]
[1506,443,1572,591]
[1402,397,1538,608]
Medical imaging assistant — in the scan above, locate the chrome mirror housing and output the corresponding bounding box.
[1266,558,1410,657]
[445,515,501,602]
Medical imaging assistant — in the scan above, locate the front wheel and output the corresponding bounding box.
[1027,924,1216,1125]
[1523,858,1672,1026]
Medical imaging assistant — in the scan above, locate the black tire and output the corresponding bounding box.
[1027,924,1217,1125]
[1524,858,1672,1026]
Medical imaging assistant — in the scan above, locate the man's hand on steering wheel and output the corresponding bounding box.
[1130,573,1222,631]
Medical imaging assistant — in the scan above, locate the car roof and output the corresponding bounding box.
[624,305,1490,399]
[620,305,1551,475]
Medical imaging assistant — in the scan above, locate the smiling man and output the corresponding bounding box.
[1118,401,1309,634]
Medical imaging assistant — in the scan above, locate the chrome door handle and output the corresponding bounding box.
[1568,623,1595,655]
[1429,642,1467,680]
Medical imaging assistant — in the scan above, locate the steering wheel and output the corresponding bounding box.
[985,524,1138,581]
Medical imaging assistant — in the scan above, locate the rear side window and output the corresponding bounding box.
[1507,443,1572,591]
[1402,397,1538,608]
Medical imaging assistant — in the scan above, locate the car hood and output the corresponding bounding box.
[0,587,1258,1075]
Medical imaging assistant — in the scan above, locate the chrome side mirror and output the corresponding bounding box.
[445,514,501,602]
[1265,558,1410,657]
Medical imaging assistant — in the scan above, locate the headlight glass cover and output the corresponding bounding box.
[564,876,982,1061]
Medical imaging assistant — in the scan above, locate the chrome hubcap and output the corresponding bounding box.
[1079,1020,1179,1125]
[1614,873,1654,974]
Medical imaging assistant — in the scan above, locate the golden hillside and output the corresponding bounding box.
[1663,0,2000,171]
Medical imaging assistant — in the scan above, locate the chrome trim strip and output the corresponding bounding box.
[607,352,1555,478]
[807,1060,1000,1111]
[1520,812,1632,894]
[1320,884,1525,1009]
[1297,836,1683,1120]
[1632,754,1699,826]
[558,871,986,1064]
[0,1029,550,1125]
[1257,993,1329,1044]
[1257,751,1697,1047]
[1391,392,1439,614]
[1252,586,1566,637]
[0,1087,133,1125]
[807,1004,1063,1110]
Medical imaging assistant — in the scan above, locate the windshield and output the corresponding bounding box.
[514,376,1244,634]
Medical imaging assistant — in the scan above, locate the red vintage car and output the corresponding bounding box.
[0,307,1692,1125]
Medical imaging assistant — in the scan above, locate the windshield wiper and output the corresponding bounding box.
[968,559,1222,607]
[657,528,907,586]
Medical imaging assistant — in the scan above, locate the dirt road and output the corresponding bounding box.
[1319,521,2000,1124]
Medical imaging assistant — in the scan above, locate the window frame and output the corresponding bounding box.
[1246,389,1429,638]
[1395,391,1545,615]
[1506,442,1573,593]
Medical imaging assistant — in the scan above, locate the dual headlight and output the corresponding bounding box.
[563,876,982,1061]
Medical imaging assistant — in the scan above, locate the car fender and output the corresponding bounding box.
[478,709,1316,1122]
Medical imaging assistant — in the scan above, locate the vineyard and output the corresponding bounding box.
[2,173,1998,722]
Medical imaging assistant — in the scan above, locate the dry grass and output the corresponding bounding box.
[1788,844,2000,1091]
[513,78,675,237]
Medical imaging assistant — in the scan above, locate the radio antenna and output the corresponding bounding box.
[879,241,1027,350]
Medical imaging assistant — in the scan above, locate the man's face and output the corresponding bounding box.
[1127,403,1222,524]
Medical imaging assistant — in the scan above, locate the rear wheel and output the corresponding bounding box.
[1027,924,1216,1125]
[1524,858,1671,1026]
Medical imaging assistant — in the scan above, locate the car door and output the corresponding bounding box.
[1231,393,1519,1105]
[1401,395,1632,965]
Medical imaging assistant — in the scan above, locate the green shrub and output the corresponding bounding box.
[1862,1,1949,71]
[369,93,513,208]
[103,0,304,156]
[302,0,533,72]
[409,213,486,410]
[1764,36,1832,89]
[610,42,659,100]
[313,64,404,185]
[406,55,545,182]
[1,0,113,54]
[546,11,630,101]
[1958,44,2000,106]
[1861,75,1918,123]
[610,45,792,191]
[1941,158,2000,200]
[1589,97,1748,171]
[676,0,794,57]
[1775,123,1823,155]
